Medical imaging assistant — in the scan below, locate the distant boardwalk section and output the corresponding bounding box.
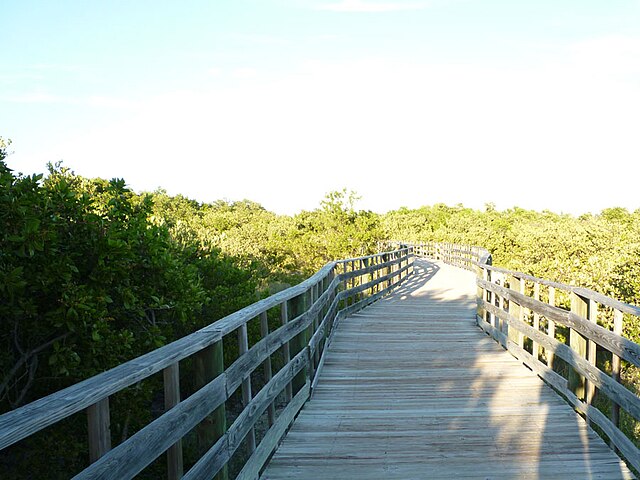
[262,259,635,479]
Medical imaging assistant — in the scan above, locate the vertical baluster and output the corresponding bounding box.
[586,299,598,412]
[164,363,183,480]
[569,292,589,401]
[290,294,308,394]
[498,273,507,348]
[611,308,623,439]
[238,323,256,453]
[311,283,320,378]
[194,341,227,479]
[507,275,524,348]
[532,283,540,362]
[281,302,292,402]
[260,311,275,426]
[87,397,111,463]
[547,286,556,369]
[518,278,526,348]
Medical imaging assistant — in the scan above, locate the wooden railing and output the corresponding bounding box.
[409,241,492,270]
[0,248,414,480]
[409,241,640,473]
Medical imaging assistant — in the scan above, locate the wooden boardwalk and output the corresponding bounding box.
[261,259,634,479]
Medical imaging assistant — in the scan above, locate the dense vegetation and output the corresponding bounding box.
[2,136,640,477]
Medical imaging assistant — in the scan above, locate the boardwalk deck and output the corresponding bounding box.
[261,259,635,479]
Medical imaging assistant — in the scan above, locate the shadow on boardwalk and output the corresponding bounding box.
[262,259,634,479]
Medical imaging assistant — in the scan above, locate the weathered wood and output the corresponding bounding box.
[478,279,640,368]
[237,383,310,480]
[507,275,524,348]
[0,328,222,451]
[569,293,589,400]
[87,398,111,463]
[163,363,183,480]
[612,308,623,432]
[75,374,226,480]
[194,342,227,469]
[532,282,540,361]
[587,298,598,409]
[280,302,292,402]
[0,247,414,479]
[264,259,634,480]
[260,311,275,427]
[573,287,640,317]
[562,381,640,474]
[289,294,309,395]
[548,286,556,369]
[482,300,640,422]
[184,350,308,480]
[0,257,345,450]
[238,323,256,454]
[479,262,640,317]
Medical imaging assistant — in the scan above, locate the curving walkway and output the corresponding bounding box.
[261,259,634,479]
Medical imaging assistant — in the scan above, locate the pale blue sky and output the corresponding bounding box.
[2,0,640,214]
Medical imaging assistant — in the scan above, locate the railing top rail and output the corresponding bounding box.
[0,248,412,454]
[406,240,640,316]
[335,247,412,265]
[476,263,640,317]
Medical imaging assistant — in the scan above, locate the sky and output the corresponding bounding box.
[2,0,640,215]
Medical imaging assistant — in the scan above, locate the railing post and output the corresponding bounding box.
[507,275,524,348]
[87,397,111,463]
[547,286,556,369]
[281,301,293,402]
[532,283,540,362]
[611,308,623,443]
[163,363,184,480]
[477,266,487,325]
[569,292,589,401]
[238,323,256,453]
[586,298,598,411]
[194,341,227,480]
[260,311,276,426]
[497,273,507,348]
[290,293,309,395]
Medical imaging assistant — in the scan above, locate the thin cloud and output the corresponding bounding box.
[316,0,428,12]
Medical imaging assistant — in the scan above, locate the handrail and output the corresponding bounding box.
[0,248,415,479]
[406,241,640,473]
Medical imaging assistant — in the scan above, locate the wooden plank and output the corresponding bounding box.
[263,259,635,480]
[0,328,222,451]
[478,262,640,317]
[0,256,349,449]
[478,279,640,368]
[184,349,308,480]
[75,374,226,480]
[482,301,640,421]
[237,383,310,480]
[562,381,640,473]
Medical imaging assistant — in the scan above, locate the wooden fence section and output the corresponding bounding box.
[262,258,634,479]
[408,241,640,474]
[0,249,414,479]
